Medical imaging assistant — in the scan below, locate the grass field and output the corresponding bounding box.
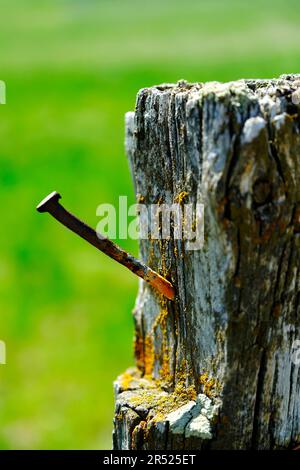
[0,0,299,449]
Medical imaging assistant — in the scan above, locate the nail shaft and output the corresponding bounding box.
[37,192,175,300]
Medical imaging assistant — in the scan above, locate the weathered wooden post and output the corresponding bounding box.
[113,75,300,450]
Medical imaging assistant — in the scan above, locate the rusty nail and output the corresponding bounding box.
[36,191,175,301]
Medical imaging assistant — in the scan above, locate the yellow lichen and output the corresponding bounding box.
[140,288,172,383]
[137,194,145,203]
[154,297,172,383]
[159,346,171,383]
[199,372,209,385]
[144,334,155,376]
[174,191,188,205]
[199,371,220,398]
[115,413,123,421]
[120,371,134,390]
[204,378,216,397]
[128,380,197,425]
[121,359,200,428]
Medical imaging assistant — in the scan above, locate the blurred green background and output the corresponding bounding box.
[0,0,299,450]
